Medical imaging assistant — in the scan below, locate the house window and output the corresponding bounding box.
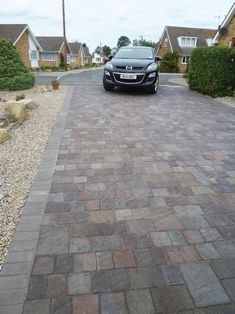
[41,53,56,61]
[96,57,100,62]
[182,56,190,64]
[29,50,38,60]
[67,54,76,63]
[163,38,168,47]
[180,37,197,47]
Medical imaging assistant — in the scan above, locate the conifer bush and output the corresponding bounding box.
[159,52,179,73]
[0,38,35,91]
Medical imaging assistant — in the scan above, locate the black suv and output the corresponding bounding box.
[103,46,160,94]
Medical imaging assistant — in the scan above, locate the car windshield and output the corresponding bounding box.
[114,48,154,60]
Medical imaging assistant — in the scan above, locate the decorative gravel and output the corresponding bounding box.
[0,86,68,268]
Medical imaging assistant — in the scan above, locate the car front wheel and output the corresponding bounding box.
[146,76,159,94]
[103,77,114,91]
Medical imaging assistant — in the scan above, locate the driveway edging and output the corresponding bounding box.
[0,86,73,313]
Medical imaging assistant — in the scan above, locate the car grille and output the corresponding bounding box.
[113,72,145,84]
[116,66,144,70]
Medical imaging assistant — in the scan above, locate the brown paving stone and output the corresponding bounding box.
[183,229,205,244]
[73,294,98,314]
[89,210,115,223]
[166,245,200,263]
[113,249,136,268]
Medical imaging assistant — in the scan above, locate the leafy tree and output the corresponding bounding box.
[0,38,34,91]
[82,43,87,47]
[117,36,131,49]
[102,45,111,57]
[133,38,157,48]
[159,51,179,73]
[95,46,102,54]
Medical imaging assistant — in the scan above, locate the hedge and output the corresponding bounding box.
[160,51,179,73]
[188,46,235,97]
[0,38,35,91]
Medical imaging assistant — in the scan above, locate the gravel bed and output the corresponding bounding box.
[0,86,68,268]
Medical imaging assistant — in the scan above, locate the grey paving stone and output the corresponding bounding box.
[180,216,210,229]
[200,228,223,241]
[0,262,31,276]
[37,239,68,255]
[67,273,91,295]
[134,249,153,266]
[150,231,172,247]
[0,275,28,290]
[210,258,235,279]
[69,238,90,253]
[151,285,194,312]
[0,289,25,305]
[91,271,111,293]
[26,276,47,300]
[214,241,235,258]
[32,256,54,275]
[6,251,34,263]
[110,269,129,291]
[46,275,67,298]
[128,266,166,289]
[223,279,235,302]
[0,304,23,314]
[23,300,50,314]
[55,254,73,273]
[168,230,187,245]
[74,253,96,272]
[218,226,235,241]
[126,289,155,314]
[180,262,230,307]
[97,252,113,270]
[90,235,122,251]
[101,293,128,314]
[161,264,184,285]
[196,243,220,260]
[51,296,72,314]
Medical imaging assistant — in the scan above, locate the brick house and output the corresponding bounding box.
[67,42,84,68]
[156,26,217,72]
[0,24,42,69]
[213,3,235,48]
[36,36,71,68]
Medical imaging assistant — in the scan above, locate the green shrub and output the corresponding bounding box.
[188,46,235,97]
[160,51,179,73]
[0,38,35,91]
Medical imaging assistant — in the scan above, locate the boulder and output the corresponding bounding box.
[19,99,38,110]
[0,128,11,143]
[5,101,29,121]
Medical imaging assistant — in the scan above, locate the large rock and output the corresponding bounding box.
[5,101,29,121]
[0,128,11,143]
[19,99,38,110]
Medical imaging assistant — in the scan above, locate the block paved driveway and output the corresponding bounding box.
[2,70,235,313]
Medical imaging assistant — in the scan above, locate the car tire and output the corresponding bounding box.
[103,78,114,91]
[146,76,159,94]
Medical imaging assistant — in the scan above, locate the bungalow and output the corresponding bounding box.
[213,3,235,48]
[83,46,92,65]
[0,24,42,69]
[92,52,104,65]
[67,42,84,68]
[156,26,217,72]
[36,36,70,68]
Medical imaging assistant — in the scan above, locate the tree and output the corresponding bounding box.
[159,52,179,73]
[102,45,111,57]
[117,36,131,49]
[95,46,101,54]
[82,43,87,47]
[0,38,35,91]
[133,38,158,48]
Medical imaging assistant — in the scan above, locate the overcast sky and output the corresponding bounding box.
[0,0,234,52]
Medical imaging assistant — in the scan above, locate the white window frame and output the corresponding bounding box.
[67,54,76,63]
[179,37,197,47]
[41,53,56,61]
[181,56,190,64]
[163,37,168,47]
[29,49,38,61]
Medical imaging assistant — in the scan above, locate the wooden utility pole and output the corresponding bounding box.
[62,0,67,71]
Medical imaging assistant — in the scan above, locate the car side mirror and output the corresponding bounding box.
[108,55,113,60]
[155,56,161,62]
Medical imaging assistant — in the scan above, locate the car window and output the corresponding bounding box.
[114,48,153,60]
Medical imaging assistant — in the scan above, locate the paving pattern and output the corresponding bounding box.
[2,71,235,314]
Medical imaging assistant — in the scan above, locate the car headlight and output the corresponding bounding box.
[147,63,157,71]
[105,70,111,76]
[105,62,113,70]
